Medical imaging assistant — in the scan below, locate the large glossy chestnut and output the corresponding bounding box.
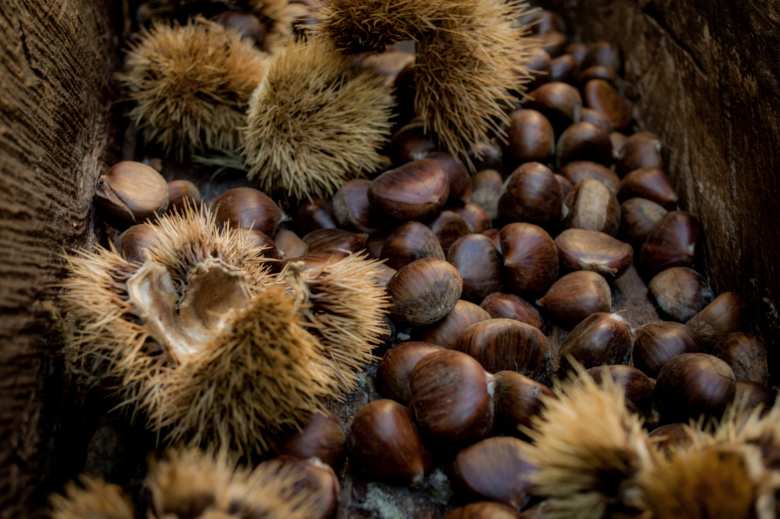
[556,122,612,165]
[526,82,583,133]
[618,168,678,208]
[388,258,463,325]
[448,234,503,302]
[377,342,444,404]
[498,163,563,226]
[500,223,559,296]
[537,271,612,329]
[619,197,667,246]
[505,109,555,167]
[639,211,700,276]
[213,187,282,235]
[493,371,553,434]
[369,159,449,221]
[559,313,633,370]
[564,179,621,236]
[381,221,445,270]
[480,293,543,330]
[418,300,491,349]
[583,79,632,130]
[633,321,699,378]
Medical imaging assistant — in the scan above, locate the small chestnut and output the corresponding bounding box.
[167,179,201,212]
[213,11,265,46]
[470,141,504,172]
[584,41,621,72]
[471,169,503,220]
[619,197,668,246]
[377,342,443,404]
[526,82,583,133]
[686,292,744,346]
[713,332,769,385]
[648,267,713,322]
[549,54,580,84]
[559,313,633,370]
[418,300,491,349]
[564,178,621,236]
[493,370,553,435]
[639,211,700,277]
[566,43,589,66]
[541,31,567,58]
[534,10,566,35]
[633,321,699,378]
[430,211,470,252]
[274,228,307,259]
[618,168,678,208]
[278,412,345,468]
[526,48,552,91]
[213,187,282,235]
[555,229,633,279]
[302,228,367,255]
[332,179,379,233]
[504,109,555,167]
[649,423,693,454]
[480,293,543,330]
[381,221,445,270]
[294,198,337,234]
[369,159,449,221]
[448,234,503,302]
[454,203,491,233]
[618,132,663,175]
[537,271,612,329]
[556,121,613,165]
[388,258,463,325]
[117,223,158,263]
[349,400,431,484]
[579,107,614,131]
[500,223,559,296]
[583,79,632,130]
[561,161,620,194]
[391,122,436,163]
[587,365,655,412]
[497,163,562,226]
[427,152,471,203]
[95,161,169,225]
[410,350,493,445]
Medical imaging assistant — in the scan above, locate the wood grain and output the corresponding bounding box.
[0,1,118,516]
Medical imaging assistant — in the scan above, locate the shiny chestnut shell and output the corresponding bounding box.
[278,412,345,467]
[448,234,503,303]
[618,168,678,208]
[555,229,633,279]
[497,163,562,226]
[639,211,700,277]
[381,221,445,270]
[633,321,699,378]
[500,223,559,296]
[369,159,449,221]
[493,371,553,434]
[559,313,633,370]
[505,109,555,166]
[214,187,282,235]
[480,293,543,330]
[388,258,463,326]
[418,300,491,349]
[377,342,444,404]
[537,271,612,329]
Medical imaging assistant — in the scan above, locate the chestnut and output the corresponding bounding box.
[349,399,431,484]
[369,159,449,221]
[549,54,580,84]
[302,228,367,255]
[537,271,612,328]
[373,263,397,290]
[564,179,621,236]
[505,109,555,167]
[444,502,522,519]
[377,342,444,404]
[167,179,201,212]
[526,48,552,91]
[686,292,744,346]
[454,203,491,233]
[448,234,503,302]
[470,141,504,172]
[618,168,678,208]
[95,161,169,225]
[427,152,471,203]
[499,223,558,296]
[392,122,436,163]
[410,350,493,445]
[480,293,543,330]
[457,319,551,382]
[633,321,699,378]
[579,107,614,131]
[583,79,632,130]
[555,229,633,279]
[237,229,280,260]
[278,412,345,468]
[497,163,562,226]
[213,187,282,235]
[587,365,655,412]
[654,353,736,422]
[381,221,445,270]
[274,228,307,259]
[419,300,491,348]
[493,371,553,434]
[619,197,668,246]
[713,332,769,385]
[555,174,575,200]
[451,437,535,509]
[430,211,470,252]
[293,198,337,234]
[648,267,713,322]
[579,66,617,86]
[541,31,567,58]
[556,122,612,165]
[561,161,620,194]
[534,10,566,35]
[332,179,379,233]
[388,258,463,325]
[639,211,700,276]
[618,132,663,175]
[559,313,633,370]
[117,224,158,263]
[584,41,621,72]
[610,132,628,160]
[649,423,693,453]
[526,82,583,133]
[471,169,503,220]
[566,43,589,66]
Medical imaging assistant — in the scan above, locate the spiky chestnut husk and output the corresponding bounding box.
[49,478,134,519]
[146,449,321,518]
[120,20,267,157]
[522,366,653,519]
[61,206,336,456]
[243,37,394,201]
[319,0,538,167]
[282,253,390,390]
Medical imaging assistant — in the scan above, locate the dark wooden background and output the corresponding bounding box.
[0,0,778,516]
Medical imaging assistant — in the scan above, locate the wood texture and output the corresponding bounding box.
[542,0,780,376]
[0,2,118,516]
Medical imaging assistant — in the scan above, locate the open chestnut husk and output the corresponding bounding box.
[654,353,736,422]
[377,342,443,404]
[712,332,769,385]
[639,211,700,277]
[381,221,445,270]
[648,267,713,322]
[559,313,633,370]
[504,109,555,167]
[450,437,535,510]
[537,271,612,328]
[619,197,667,246]
[410,350,494,446]
[563,178,621,235]
[448,234,503,303]
[500,223,559,296]
[457,319,551,382]
[618,168,678,208]
[214,186,282,235]
[349,399,432,485]
[556,121,612,165]
[587,365,655,412]
[555,229,633,279]
[633,321,699,378]
[388,258,463,326]
[493,371,553,435]
[369,159,449,221]
[686,291,744,347]
[480,293,543,330]
[498,163,563,226]
[277,412,345,468]
[419,300,491,349]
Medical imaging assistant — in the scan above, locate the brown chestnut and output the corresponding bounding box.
[377,342,444,404]
[735,381,775,410]
[303,228,367,255]
[579,107,614,131]
[430,211,470,252]
[556,122,612,165]
[713,333,769,385]
[470,141,504,172]
[639,211,700,276]
[559,313,633,370]
[541,31,567,58]
[448,234,503,302]
[633,322,699,378]
[648,267,713,322]
[274,228,307,259]
[500,223,559,296]
[564,179,621,236]
[392,122,436,163]
[389,258,463,325]
[537,271,612,328]
[505,109,555,167]
[381,221,445,270]
[278,412,345,468]
[444,502,523,519]
[619,197,668,246]
[534,10,566,35]
[526,82,583,133]
[332,179,378,233]
[555,174,575,200]
[410,350,493,445]
[369,159,449,221]
[618,168,678,208]
[349,400,431,484]
[237,229,280,259]
[117,224,158,263]
[579,65,617,86]
[454,203,491,233]
[493,371,553,434]
[480,293,543,330]
[566,43,589,66]
[427,152,471,203]
[95,161,169,225]
[214,187,282,235]
[419,300,491,349]
[649,423,693,454]
[498,163,562,226]
[167,179,201,212]
[561,161,620,194]
[526,48,552,91]
[471,169,503,220]
[457,319,551,381]
[618,132,663,175]
[583,79,632,131]
[686,292,744,346]
[654,353,736,421]
[213,11,265,47]
[587,365,655,412]
[451,437,535,509]
[294,198,337,234]
[584,41,621,71]
[549,54,580,84]
[555,229,633,279]
[610,132,628,161]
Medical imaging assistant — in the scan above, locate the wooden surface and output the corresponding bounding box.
[542,0,780,377]
[0,1,118,516]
